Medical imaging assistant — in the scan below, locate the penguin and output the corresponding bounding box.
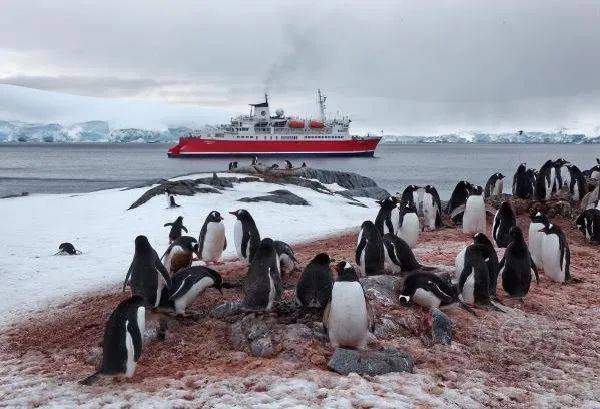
[55,242,81,255]
[446,180,472,216]
[528,211,549,270]
[356,220,385,276]
[526,168,538,190]
[499,226,539,298]
[251,156,258,165]
[534,160,556,200]
[242,238,282,311]
[382,233,425,273]
[590,159,600,179]
[323,262,373,349]
[295,253,334,308]
[400,185,420,208]
[492,201,516,248]
[273,240,298,275]
[399,272,473,314]
[512,163,533,199]
[422,185,443,230]
[167,193,181,208]
[268,163,279,170]
[566,164,586,201]
[539,224,571,283]
[159,266,223,316]
[230,209,261,262]
[374,195,399,236]
[164,216,188,243]
[285,160,293,169]
[301,162,307,168]
[484,173,505,198]
[122,235,171,308]
[458,244,500,308]
[454,233,499,297]
[161,236,199,276]
[462,185,486,234]
[552,158,569,192]
[80,295,146,385]
[198,211,227,264]
[397,199,420,248]
[228,162,234,170]
[576,209,600,244]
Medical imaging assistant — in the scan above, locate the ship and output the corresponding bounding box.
[167,90,381,158]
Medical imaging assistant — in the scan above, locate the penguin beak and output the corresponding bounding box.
[399,295,412,306]
[228,211,237,216]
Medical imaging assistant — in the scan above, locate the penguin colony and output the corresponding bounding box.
[82,157,597,383]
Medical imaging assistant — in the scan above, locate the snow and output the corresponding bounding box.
[0,174,375,324]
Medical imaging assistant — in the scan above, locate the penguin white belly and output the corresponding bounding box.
[124,321,136,377]
[528,223,544,268]
[356,229,363,246]
[267,268,276,311]
[279,253,294,274]
[461,271,475,304]
[463,196,486,234]
[573,182,579,201]
[234,220,243,259]
[454,247,466,280]
[174,277,214,315]
[493,180,503,196]
[359,245,367,276]
[546,169,555,199]
[328,283,369,349]
[398,214,420,248]
[390,207,400,234]
[202,223,226,262]
[541,235,564,282]
[592,170,600,180]
[422,194,436,230]
[136,307,146,337]
[412,288,441,309]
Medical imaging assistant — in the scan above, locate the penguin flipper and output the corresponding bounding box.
[182,225,188,233]
[457,261,472,294]
[123,263,134,292]
[322,301,331,331]
[128,320,143,361]
[164,222,173,227]
[169,273,200,300]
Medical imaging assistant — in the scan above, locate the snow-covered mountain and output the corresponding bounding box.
[381,131,600,144]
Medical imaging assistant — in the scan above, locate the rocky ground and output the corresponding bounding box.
[1,212,600,408]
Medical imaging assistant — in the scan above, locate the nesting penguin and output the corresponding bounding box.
[273,240,298,275]
[295,253,334,308]
[230,209,261,262]
[539,223,571,283]
[81,295,146,384]
[122,235,171,308]
[397,199,420,248]
[398,272,471,313]
[535,160,557,200]
[159,266,223,316]
[198,211,227,264]
[484,173,505,198]
[161,236,199,276]
[492,201,516,248]
[356,220,385,276]
[285,160,293,169]
[576,209,600,244]
[566,164,586,201]
[374,195,399,236]
[242,238,282,311]
[422,185,443,230]
[382,233,424,274]
[446,180,472,216]
[500,226,539,298]
[528,211,549,270]
[323,262,373,349]
[462,185,486,234]
[164,216,188,243]
[512,163,533,199]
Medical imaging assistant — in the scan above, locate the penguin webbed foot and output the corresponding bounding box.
[458,301,478,316]
[564,276,583,284]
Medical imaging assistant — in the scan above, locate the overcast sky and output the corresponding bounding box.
[1,0,600,134]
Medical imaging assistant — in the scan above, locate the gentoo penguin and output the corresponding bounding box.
[528,211,549,269]
[399,272,474,314]
[164,216,188,243]
[539,224,571,283]
[273,240,298,275]
[566,164,586,201]
[55,242,81,255]
[500,227,539,298]
[159,266,223,316]
[80,295,146,385]
[228,162,234,170]
[576,209,600,244]
[243,238,282,311]
[285,160,293,169]
[446,180,472,216]
[323,262,373,349]
[228,161,238,170]
[590,159,600,179]
[458,244,499,308]
[526,168,538,192]
[422,185,443,230]
[374,195,399,236]
[400,185,420,208]
[166,192,181,208]
[230,209,261,262]
[455,233,499,297]
[251,156,258,165]
[382,233,424,273]
[484,173,505,198]
[295,253,334,308]
[552,158,569,192]
[301,162,307,168]
[534,160,557,200]
[492,201,516,248]
[122,236,171,308]
[161,236,199,276]
[397,200,420,248]
[198,211,227,264]
[462,185,486,234]
[512,163,533,199]
[356,220,385,276]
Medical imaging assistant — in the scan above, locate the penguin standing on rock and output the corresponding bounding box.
[159,266,224,316]
[446,180,472,217]
[230,209,261,262]
[285,160,293,169]
[161,236,199,276]
[566,164,586,201]
[296,253,334,308]
[198,211,227,264]
[422,185,443,230]
[374,195,399,236]
[492,201,516,248]
[485,173,505,198]
[458,244,502,310]
[535,160,557,200]
[513,163,533,199]
[164,216,188,243]
[382,233,426,273]
[273,240,298,275]
[500,227,539,298]
[356,220,385,276]
[243,238,282,311]
[455,233,499,297]
[323,262,373,349]
[123,236,171,308]
[576,209,600,244]
[462,185,486,234]
[539,224,572,283]
[397,200,420,248]
[80,295,146,385]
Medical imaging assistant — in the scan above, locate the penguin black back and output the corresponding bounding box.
[534,160,555,200]
[374,195,398,236]
[382,233,422,272]
[459,244,495,306]
[446,180,471,214]
[512,163,533,199]
[493,201,516,248]
[398,272,458,306]
[230,209,261,262]
[484,173,504,198]
[423,184,443,228]
[296,253,334,308]
[472,233,500,297]
[500,226,538,298]
[576,209,600,244]
[243,238,282,310]
[356,220,385,276]
[164,216,188,242]
[566,164,586,201]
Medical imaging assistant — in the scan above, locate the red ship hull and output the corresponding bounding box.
[167,137,382,158]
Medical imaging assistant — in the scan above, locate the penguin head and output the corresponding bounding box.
[473,232,493,247]
[207,211,224,223]
[530,211,549,225]
[176,216,183,222]
[398,294,413,306]
[424,184,435,193]
[376,195,397,209]
[518,162,526,171]
[469,185,483,195]
[204,268,224,295]
[174,236,199,253]
[229,209,251,221]
[509,226,524,241]
[499,201,512,212]
[538,223,559,235]
[360,220,378,236]
[335,261,359,282]
[312,253,334,265]
[497,173,505,179]
[401,199,417,213]
[134,235,152,252]
[555,158,569,167]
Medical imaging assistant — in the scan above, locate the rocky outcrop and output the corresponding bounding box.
[431,308,452,345]
[327,347,414,376]
[238,189,310,206]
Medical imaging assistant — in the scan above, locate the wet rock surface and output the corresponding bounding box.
[327,347,414,376]
[238,189,310,206]
[431,308,452,345]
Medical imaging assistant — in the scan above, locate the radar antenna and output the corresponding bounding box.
[317,89,327,121]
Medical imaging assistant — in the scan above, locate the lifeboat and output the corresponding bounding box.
[288,119,305,128]
[310,120,325,129]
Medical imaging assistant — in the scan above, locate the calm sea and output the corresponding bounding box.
[1,143,598,199]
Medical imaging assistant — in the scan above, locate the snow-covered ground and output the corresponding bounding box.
[0,173,375,324]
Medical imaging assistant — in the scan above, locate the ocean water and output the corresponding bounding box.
[1,143,598,199]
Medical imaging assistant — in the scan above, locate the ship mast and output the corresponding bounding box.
[317,89,327,121]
